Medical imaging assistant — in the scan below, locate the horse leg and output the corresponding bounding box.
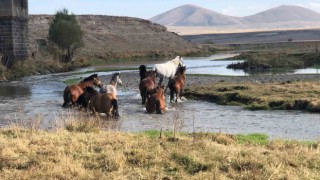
[62,90,71,107]
[155,100,162,114]
[164,80,170,93]
[175,88,179,102]
[141,87,147,105]
[179,88,183,101]
[170,90,174,103]
[158,75,164,85]
[111,99,120,118]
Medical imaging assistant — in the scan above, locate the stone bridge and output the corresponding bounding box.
[0,0,29,68]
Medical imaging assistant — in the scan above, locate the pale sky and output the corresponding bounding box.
[29,0,320,19]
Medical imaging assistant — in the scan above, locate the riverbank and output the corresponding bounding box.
[226,51,320,71]
[1,119,319,179]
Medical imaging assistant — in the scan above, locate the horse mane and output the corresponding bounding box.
[84,86,99,96]
[111,73,120,83]
[81,74,98,83]
[171,56,181,66]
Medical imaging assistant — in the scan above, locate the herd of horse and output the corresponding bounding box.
[61,56,186,117]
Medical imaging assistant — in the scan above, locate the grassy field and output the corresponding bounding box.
[185,81,320,112]
[0,116,319,179]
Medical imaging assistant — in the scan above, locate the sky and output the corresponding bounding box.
[29,0,320,19]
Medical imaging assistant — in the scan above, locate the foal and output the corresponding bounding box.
[168,66,186,103]
[139,70,156,104]
[146,85,166,114]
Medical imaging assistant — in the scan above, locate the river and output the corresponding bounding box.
[1,53,320,141]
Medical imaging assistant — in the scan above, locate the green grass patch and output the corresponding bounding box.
[236,133,269,145]
[63,78,81,85]
[141,130,175,139]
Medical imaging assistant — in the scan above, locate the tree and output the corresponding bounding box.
[49,8,83,62]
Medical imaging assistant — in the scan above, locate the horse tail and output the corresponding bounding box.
[155,99,162,114]
[62,87,71,107]
[111,99,120,118]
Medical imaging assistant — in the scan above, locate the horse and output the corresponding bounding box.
[146,85,166,114]
[62,74,101,107]
[76,86,99,110]
[88,91,120,118]
[139,65,148,81]
[153,56,185,85]
[99,73,122,96]
[139,70,157,105]
[168,66,187,103]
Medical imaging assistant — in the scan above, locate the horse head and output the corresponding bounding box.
[139,65,148,80]
[111,73,122,86]
[84,86,99,100]
[178,56,185,67]
[156,85,165,98]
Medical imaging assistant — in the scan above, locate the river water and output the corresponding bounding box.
[1,53,320,141]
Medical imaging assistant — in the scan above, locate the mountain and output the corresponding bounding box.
[150,4,242,26]
[150,4,320,27]
[242,5,320,23]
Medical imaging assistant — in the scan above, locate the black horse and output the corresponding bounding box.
[76,86,99,110]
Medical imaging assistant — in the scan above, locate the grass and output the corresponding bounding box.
[185,81,320,112]
[0,117,319,179]
[63,78,81,85]
[226,51,320,70]
[236,133,269,145]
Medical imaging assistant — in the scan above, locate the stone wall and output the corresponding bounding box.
[0,0,29,67]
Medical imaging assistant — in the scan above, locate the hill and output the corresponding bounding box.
[28,15,202,60]
[243,5,320,23]
[150,4,242,26]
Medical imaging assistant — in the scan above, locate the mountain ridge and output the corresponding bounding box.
[150,4,320,27]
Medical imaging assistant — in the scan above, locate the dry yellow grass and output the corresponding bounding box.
[0,116,319,179]
[185,81,320,112]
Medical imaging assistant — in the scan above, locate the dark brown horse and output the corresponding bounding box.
[139,65,148,81]
[139,70,157,104]
[88,92,119,118]
[146,85,166,114]
[168,66,186,103]
[62,74,101,107]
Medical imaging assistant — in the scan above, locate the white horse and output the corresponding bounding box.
[99,73,122,96]
[153,56,185,85]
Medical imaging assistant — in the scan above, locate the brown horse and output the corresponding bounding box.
[139,70,157,104]
[62,74,101,107]
[88,92,119,118]
[146,85,166,114]
[168,66,186,103]
[87,73,120,118]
